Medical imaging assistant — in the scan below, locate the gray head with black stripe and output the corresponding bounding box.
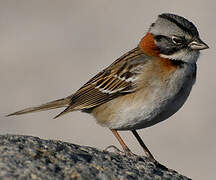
[149,13,208,63]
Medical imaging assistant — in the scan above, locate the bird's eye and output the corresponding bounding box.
[172,36,184,45]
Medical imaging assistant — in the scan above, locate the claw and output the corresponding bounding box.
[104,145,136,156]
[124,149,136,156]
[104,145,125,155]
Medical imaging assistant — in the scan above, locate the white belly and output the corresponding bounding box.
[103,64,196,130]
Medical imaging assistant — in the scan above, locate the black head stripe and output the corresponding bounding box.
[159,13,199,37]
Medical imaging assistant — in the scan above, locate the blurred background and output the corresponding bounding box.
[1,0,215,179]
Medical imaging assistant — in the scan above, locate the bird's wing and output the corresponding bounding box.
[54,47,147,118]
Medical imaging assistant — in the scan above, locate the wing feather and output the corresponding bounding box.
[54,47,147,118]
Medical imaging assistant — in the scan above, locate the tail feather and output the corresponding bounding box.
[6,96,72,117]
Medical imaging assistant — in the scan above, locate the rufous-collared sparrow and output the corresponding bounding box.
[7,13,209,162]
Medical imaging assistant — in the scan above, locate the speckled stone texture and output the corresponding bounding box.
[0,134,191,180]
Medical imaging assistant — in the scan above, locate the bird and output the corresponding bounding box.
[7,13,209,162]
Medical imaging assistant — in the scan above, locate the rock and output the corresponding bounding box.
[0,134,191,180]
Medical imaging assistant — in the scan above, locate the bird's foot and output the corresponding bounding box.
[104,145,124,155]
[153,160,168,170]
[140,156,168,171]
[104,145,136,157]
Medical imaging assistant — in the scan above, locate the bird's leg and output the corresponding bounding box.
[109,129,133,156]
[131,130,155,161]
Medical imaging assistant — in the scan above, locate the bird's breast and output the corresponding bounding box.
[93,60,196,130]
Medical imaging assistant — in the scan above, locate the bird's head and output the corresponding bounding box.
[139,13,209,64]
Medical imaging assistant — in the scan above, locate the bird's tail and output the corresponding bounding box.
[6,95,72,117]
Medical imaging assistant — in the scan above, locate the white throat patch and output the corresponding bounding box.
[160,49,200,64]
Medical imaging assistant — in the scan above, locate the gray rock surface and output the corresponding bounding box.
[0,134,191,180]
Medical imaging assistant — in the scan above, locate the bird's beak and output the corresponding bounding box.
[189,37,209,50]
